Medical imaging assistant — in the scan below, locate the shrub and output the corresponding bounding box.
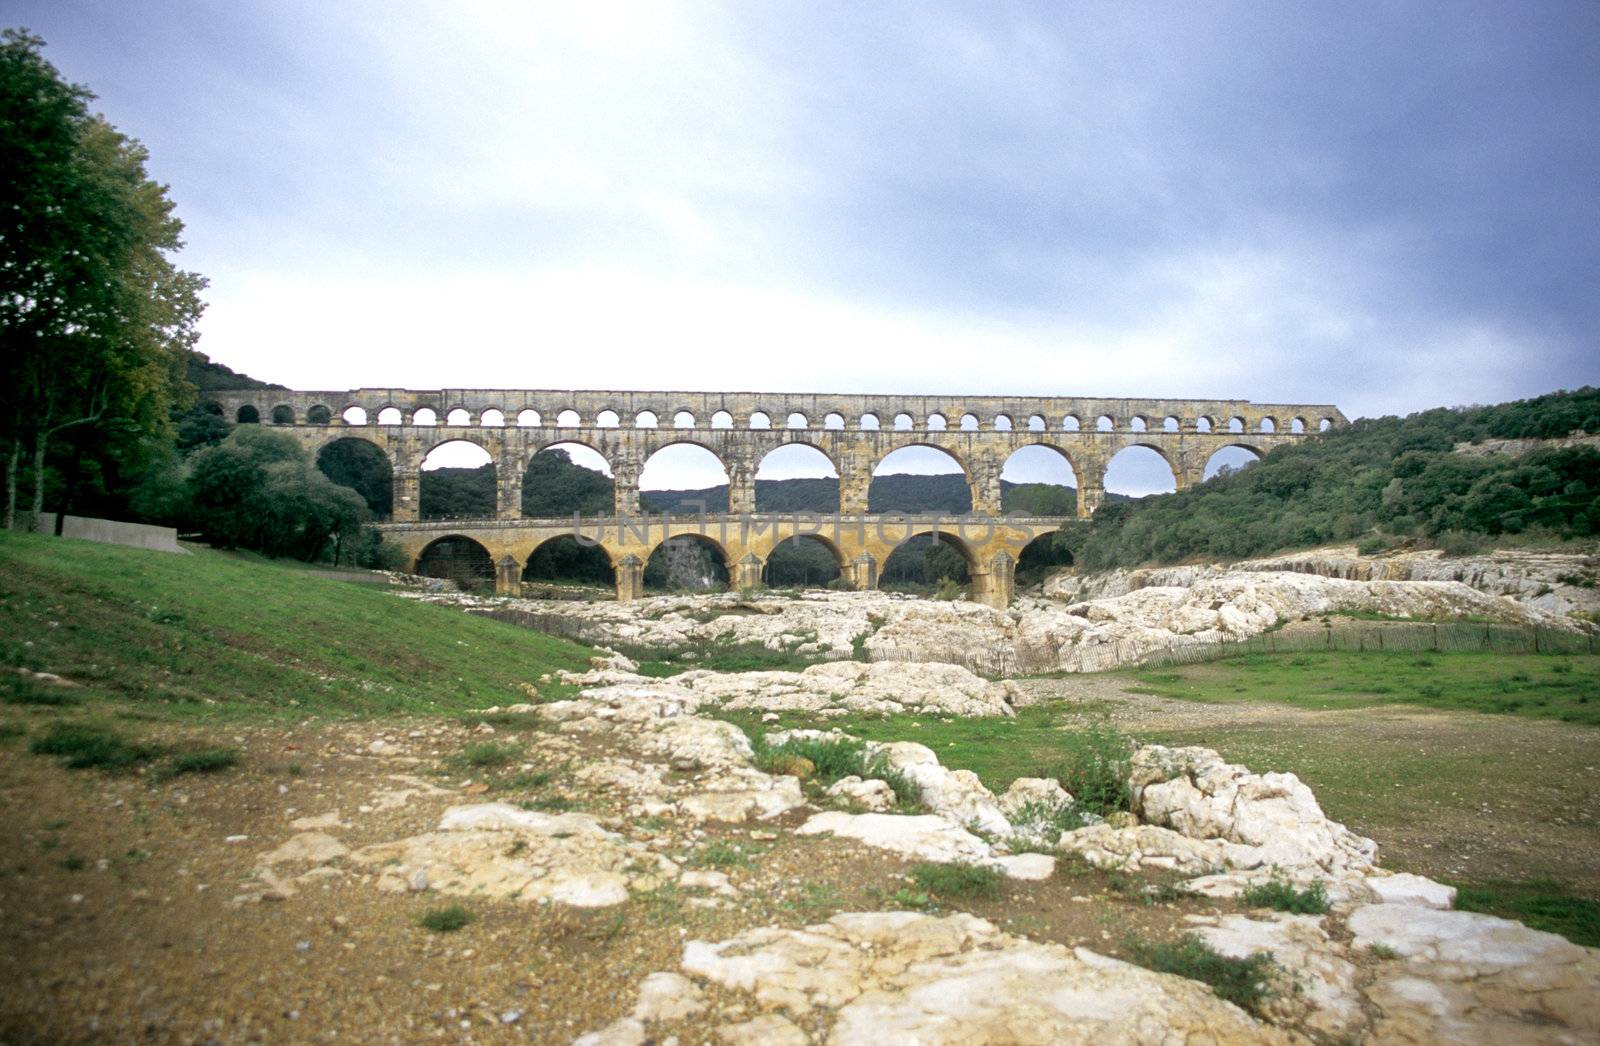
[1038,725,1132,816]
[1,675,79,706]
[1240,876,1330,914]
[909,861,1001,900]
[165,748,240,776]
[755,735,920,809]
[31,723,160,771]
[459,742,520,769]
[1128,934,1277,1015]
[418,904,474,932]
[1356,537,1388,557]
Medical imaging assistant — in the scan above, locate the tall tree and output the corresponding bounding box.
[0,29,205,529]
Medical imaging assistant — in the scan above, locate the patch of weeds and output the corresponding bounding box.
[754,734,921,810]
[1036,724,1132,817]
[791,880,843,915]
[1127,934,1277,1016]
[1241,876,1330,915]
[464,711,548,733]
[504,838,528,858]
[418,904,474,932]
[1106,871,1183,905]
[58,855,87,872]
[583,909,627,943]
[872,886,936,911]
[909,861,1001,901]
[635,815,669,832]
[285,762,304,776]
[1,675,79,706]
[0,723,25,741]
[497,770,553,791]
[641,883,685,925]
[456,742,521,769]
[519,795,579,813]
[30,723,160,771]
[1368,943,1401,960]
[164,748,240,777]
[692,840,753,869]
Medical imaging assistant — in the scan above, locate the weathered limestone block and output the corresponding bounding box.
[1130,745,1378,873]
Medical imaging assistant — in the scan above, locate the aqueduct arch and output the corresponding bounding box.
[206,386,1344,605]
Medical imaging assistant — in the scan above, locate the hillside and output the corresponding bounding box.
[1068,387,1600,570]
[0,531,594,717]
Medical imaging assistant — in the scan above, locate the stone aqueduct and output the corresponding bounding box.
[209,389,1346,607]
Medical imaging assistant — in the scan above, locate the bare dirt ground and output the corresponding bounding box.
[0,708,1261,1045]
[1021,674,1600,894]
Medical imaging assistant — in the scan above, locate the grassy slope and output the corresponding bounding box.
[1125,650,1600,726]
[0,531,596,719]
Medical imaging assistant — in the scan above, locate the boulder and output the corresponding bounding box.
[1130,745,1378,873]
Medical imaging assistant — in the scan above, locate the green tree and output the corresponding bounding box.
[187,427,367,560]
[0,30,205,529]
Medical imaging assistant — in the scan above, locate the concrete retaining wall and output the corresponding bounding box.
[18,514,186,554]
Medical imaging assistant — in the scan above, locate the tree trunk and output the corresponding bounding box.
[4,441,18,531]
[28,432,47,533]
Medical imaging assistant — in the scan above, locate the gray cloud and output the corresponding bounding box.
[11,0,1597,445]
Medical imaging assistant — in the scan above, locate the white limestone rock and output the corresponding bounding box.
[627,912,1292,1044]
[1130,744,1379,873]
[797,812,995,866]
[1189,912,1366,1040]
[1060,823,1243,875]
[1364,871,1458,909]
[349,803,672,908]
[825,775,897,812]
[1349,903,1600,1043]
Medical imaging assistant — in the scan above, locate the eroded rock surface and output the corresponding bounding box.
[349,803,674,907]
[586,912,1292,1045]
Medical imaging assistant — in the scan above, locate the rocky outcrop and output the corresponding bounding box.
[554,657,1019,718]
[1128,745,1379,874]
[438,561,1586,677]
[348,803,676,907]
[581,912,1293,1045]
[1044,543,1600,619]
[1351,903,1600,1043]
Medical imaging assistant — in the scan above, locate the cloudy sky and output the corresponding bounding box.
[13,1,1599,492]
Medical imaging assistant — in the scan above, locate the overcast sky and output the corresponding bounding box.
[12,1,1599,493]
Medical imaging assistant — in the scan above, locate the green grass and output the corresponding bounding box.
[1127,934,1277,1016]
[1453,878,1600,948]
[164,747,240,776]
[417,904,474,932]
[691,840,755,869]
[748,732,920,808]
[456,742,521,769]
[0,530,597,720]
[30,722,160,771]
[1124,650,1600,725]
[718,705,1108,795]
[909,861,1001,900]
[1240,876,1330,915]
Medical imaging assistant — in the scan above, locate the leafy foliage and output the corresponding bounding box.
[0,30,206,527]
[908,861,1002,900]
[1127,934,1278,1015]
[1035,724,1134,816]
[1240,876,1331,914]
[1069,388,1600,569]
[188,427,369,560]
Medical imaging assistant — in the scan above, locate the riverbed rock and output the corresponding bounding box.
[1129,745,1378,873]
[1349,903,1600,1043]
[589,911,1291,1044]
[349,803,673,907]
